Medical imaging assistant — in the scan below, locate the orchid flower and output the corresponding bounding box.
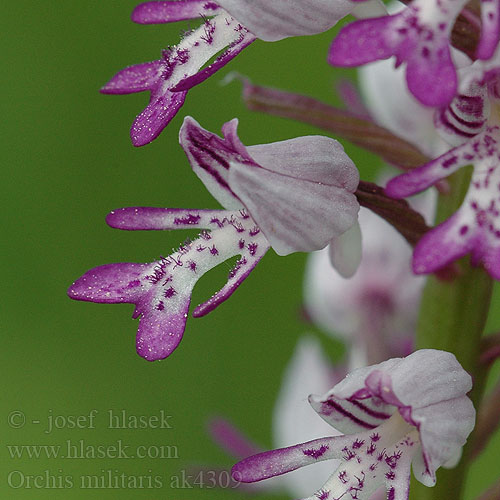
[104,0,382,146]
[329,0,500,107]
[232,349,475,500]
[68,117,359,360]
[385,63,500,278]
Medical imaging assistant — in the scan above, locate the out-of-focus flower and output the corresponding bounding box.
[232,349,475,500]
[68,118,359,360]
[304,205,426,367]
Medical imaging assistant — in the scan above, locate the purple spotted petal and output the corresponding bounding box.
[216,0,355,42]
[103,13,253,146]
[106,207,223,231]
[233,350,474,498]
[329,0,469,107]
[328,15,395,67]
[411,213,475,274]
[171,30,256,91]
[131,91,187,146]
[404,40,456,108]
[70,207,272,361]
[385,130,498,199]
[193,237,269,317]
[477,0,500,60]
[135,299,189,361]
[232,436,341,482]
[67,262,153,304]
[101,61,163,94]
[132,0,221,24]
[67,260,189,361]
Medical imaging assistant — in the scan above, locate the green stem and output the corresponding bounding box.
[410,170,493,500]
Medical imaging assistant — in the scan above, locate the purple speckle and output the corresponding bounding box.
[352,439,365,449]
[127,279,141,288]
[164,287,177,299]
[339,470,349,483]
[247,242,258,256]
[156,301,165,311]
[249,226,260,236]
[442,155,458,168]
[210,217,223,228]
[203,1,219,10]
[370,433,380,442]
[366,442,376,455]
[303,444,329,459]
[201,18,216,44]
[238,239,245,249]
[176,48,190,64]
[317,489,330,500]
[459,225,469,235]
[385,451,402,469]
[188,260,197,272]
[386,471,396,481]
[342,446,356,461]
[174,213,200,225]
[388,487,395,500]
[210,245,219,256]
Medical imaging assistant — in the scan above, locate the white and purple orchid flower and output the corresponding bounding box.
[329,0,500,107]
[232,349,475,500]
[104,0,381,146]
[385,63,500,279]
[68,117,359,360]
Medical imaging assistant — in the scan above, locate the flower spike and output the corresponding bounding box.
[68,118,359,360]
[232,350,475,500]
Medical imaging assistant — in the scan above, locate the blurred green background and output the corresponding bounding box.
[2,1,499,498]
